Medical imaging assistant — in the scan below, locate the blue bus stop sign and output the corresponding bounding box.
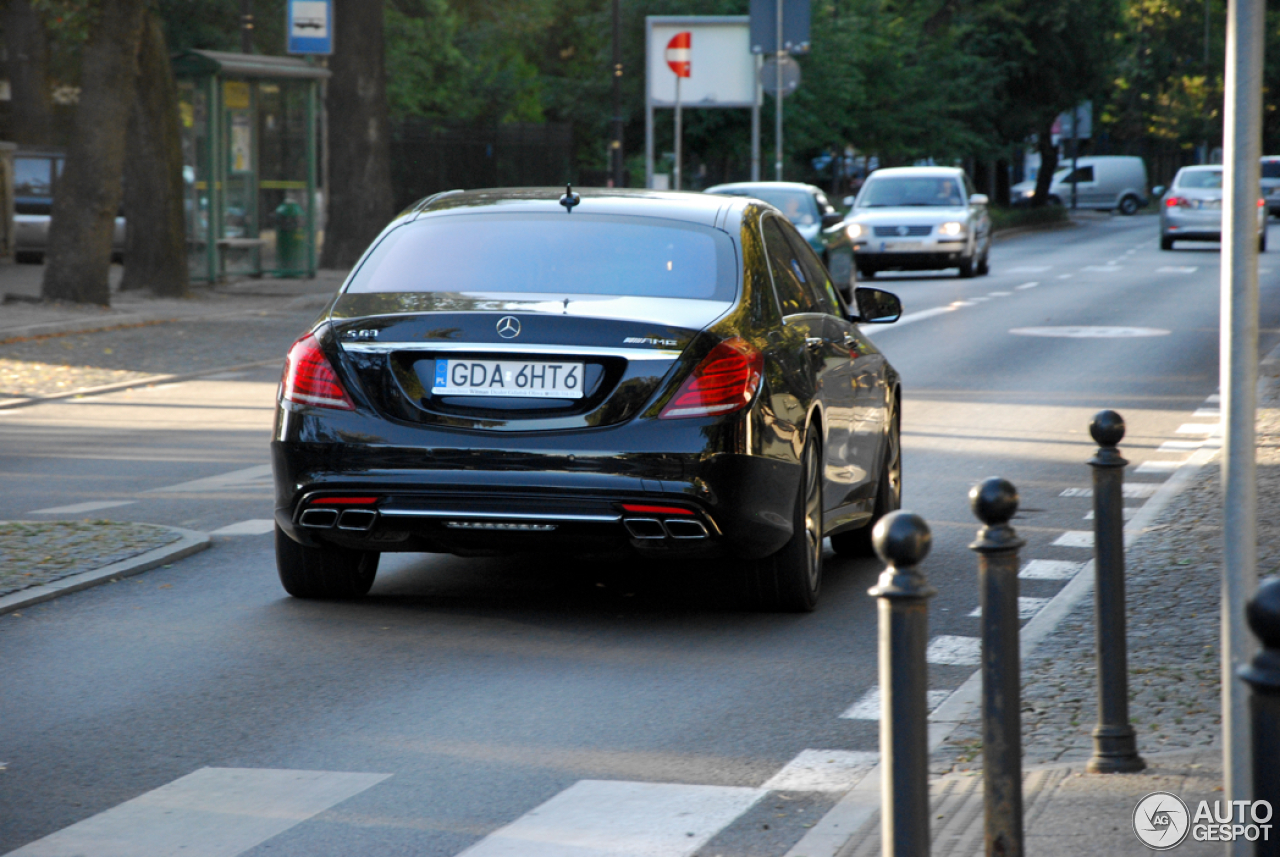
[287,0,332,55]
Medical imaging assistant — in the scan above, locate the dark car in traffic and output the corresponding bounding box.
[272,188,903,611]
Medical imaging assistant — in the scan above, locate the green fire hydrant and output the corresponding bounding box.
[274,199,306,278]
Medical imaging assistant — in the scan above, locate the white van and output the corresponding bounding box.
[1012,156,1149,215]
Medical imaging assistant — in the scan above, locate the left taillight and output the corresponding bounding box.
[659,336,764,420]
[280,333,355,410]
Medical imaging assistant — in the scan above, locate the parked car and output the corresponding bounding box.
[1261,156,1280,217]
[842,166,992,278]
[272,187,904,612]
[703,181,855,293]
[1011,155,1149,215]
[1160,165,1267,251]
[14,149,125,262]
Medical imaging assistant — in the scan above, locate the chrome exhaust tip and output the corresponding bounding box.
[299,508,339,529]
[623,518,667,539]
[663,519,708,539]
[337,509,378,532]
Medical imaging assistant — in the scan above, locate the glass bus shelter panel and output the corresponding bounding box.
[256,80,312,276]
[178,81,214,282]
[221,79,260,277]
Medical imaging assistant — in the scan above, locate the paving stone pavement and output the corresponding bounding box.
[0,520,183,597]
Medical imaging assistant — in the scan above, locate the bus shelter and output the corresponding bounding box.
[171,50,328,281]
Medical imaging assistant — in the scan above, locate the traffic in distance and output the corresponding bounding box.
[273,188,904,612]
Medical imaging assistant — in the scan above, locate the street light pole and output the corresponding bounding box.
[611,0,624,188]
[774,0,783,181]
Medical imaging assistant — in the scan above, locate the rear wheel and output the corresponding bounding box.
[743,435,823,612]
[859,266,877,279]
[1261,233,1268,253]
[1161,236,1175,251]
[1118,195,1140,216]
[832,401,902,557]
[275,526,379,599]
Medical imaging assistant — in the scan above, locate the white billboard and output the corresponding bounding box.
[646,18,756,108]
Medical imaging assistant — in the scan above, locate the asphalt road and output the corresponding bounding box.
[2,214,1278,857]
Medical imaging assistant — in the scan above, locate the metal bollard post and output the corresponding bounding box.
[1239,576,1280,857]
[969,477,1026,857]
[870,510,935,857]
[1086,410,1146,773]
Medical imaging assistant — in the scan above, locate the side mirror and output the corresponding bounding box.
[854,287,902,324]
[1152,185,1166,198]
[969,193,989,206]
[842,195,856,208]
[821,212,844,230]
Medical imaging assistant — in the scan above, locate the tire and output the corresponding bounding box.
[1161,236,1174,251]
[1118,195,1140,216]
[743,435,823,612]
[1261,233,1268,253]
[976,251,990,276]
[957,257,975,278]
[859,266,876,280]
[275,525,379,599]
[831,399,902,557]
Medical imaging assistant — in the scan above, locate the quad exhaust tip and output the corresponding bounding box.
[623,517,708,540]
[298,507,379,532]
[299,508,339,529]
[337,509,378,532]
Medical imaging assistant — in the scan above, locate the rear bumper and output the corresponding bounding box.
[272,441,799,560]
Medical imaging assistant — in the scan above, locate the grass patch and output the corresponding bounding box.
[990,205,1069,232]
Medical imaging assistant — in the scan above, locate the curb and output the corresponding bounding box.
[0,526,210,616]
[0,358,282,410]
[990,218,1076,243]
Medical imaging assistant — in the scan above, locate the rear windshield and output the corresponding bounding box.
[709,188,819,225]
[345,213,735,301]
[857,176,965,207]
[1264,161,1280,179]
[1176,170,1223,189]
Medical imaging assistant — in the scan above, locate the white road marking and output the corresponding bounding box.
[760,751,879,792]
[1082,265,1123,272]
[1009,326,1171,338]
[1014,281,1040,290]
[1157,266,1199,273]
[1193,408,1220,417]
[839,688,951,720]
[4,767,389,857]
[1206,394,1221,403]
[1159,440,1204,451]
[149,464,273,494]
[29,500,136,515]
[1019,559,1085,580]
[968,296,991,302]
[1136,460,1183,474]
[987,291,1013,297]
[210,519,276,536]
[1059,483,1160,498]
[1057,274,1074,279]
[1084,508,1137,520]
[967,596,1052,619]
[1005,266,1051,273]
[926,635,981,665]
[455,780,763,857]
[1176,423,1219,434]
[1052,531,1094,548]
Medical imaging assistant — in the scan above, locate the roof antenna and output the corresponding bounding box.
[559,183,580,212]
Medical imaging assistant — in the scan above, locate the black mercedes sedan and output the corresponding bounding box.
[273,188,903,611]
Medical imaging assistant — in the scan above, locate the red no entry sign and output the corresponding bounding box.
[666,32,692,78]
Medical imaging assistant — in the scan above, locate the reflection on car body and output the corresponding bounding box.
[842,166,992,279]
[271,188,904,612]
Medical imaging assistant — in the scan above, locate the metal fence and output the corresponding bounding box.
[389,120,574,209]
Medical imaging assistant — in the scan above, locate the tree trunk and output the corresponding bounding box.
[120,12,189,297]
[995,157,1011,207]
[319,0,393,269]
[2,0,56,146]
[41,0,146,305]
[1033,122,1059,208]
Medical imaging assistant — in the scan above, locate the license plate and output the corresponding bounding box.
[880,241,923,252]
[1200,200,1222,210]
[432,359,584,398]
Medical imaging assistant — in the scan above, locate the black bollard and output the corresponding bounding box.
[970,478,1025,857]
[1239,576,1280,857]
[1086,410,1145,773]
[870,510,935,857]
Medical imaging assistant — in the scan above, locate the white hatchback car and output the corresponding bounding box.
[843,167,992,278]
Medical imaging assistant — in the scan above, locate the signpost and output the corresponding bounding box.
[748,0,810,181]
[666,32,691,190]
[286,0,332,56]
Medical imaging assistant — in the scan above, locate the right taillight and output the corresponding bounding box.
[659,337,763,419]
[281,334,355,410]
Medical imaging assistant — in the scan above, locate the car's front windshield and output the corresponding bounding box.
[858,176,965,207]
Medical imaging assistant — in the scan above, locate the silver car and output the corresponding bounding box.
[15,150,125,262]
[842,166,992,278]
[1160,165,1266,252]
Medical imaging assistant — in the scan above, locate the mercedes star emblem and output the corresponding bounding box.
[496,316,521,339]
